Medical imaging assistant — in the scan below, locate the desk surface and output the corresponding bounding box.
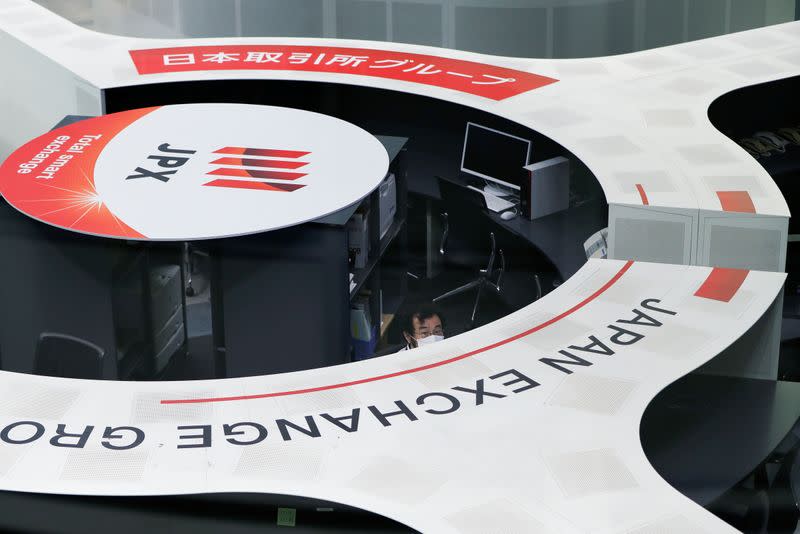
[642,374,800,506]
[0,104,389,240]
[312,135,408,226]
[420,174,605,280]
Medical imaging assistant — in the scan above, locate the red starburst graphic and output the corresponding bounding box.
[0,107,157,238]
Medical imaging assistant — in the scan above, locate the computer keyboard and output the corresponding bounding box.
[467,185,515,212]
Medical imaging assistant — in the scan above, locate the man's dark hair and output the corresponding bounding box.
[402,304,445,335]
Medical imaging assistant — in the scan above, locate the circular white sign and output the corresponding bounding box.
[0,104,390,240]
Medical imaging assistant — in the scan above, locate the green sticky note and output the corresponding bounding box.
[277,507,297,527]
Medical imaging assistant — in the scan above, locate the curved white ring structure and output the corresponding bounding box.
[0,1,796,532]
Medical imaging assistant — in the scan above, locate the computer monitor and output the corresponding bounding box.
[461,122,531,193]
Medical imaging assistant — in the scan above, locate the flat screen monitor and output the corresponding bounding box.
[461,122,531,191]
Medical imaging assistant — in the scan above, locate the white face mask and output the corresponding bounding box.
[416,334,444,347]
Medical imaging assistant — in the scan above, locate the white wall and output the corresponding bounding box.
[0,27,102,161]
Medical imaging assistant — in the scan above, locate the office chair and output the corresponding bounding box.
[433,177,505,328]
[33,332,105,379]
[766,434,800,531]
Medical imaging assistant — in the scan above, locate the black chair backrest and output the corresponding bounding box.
[791,445,800,510]
[434,176,500,266]
[33,333,105,379]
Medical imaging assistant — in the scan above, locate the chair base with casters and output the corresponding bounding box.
[433,231,505,328]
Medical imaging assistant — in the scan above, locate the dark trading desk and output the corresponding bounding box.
[411,174,607,282]
[641,374,800,507]
[484,199,606,280]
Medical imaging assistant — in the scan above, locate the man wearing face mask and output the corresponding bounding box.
[399,305,446,351]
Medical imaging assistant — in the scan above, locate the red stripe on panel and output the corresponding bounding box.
[694,267,749,302]
[160,260,635,404]
[635,184,649,205]
[203,178,305,192]
[207,168,307,181]
[717,191,755,213]
[213,147,310,158]
[210,157,308,169]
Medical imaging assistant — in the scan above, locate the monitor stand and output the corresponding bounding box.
[483,181,517,199]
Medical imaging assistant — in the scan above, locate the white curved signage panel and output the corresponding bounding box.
[0,104,389,240]
[0,259,785,533]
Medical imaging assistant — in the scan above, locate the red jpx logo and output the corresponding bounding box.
[205,146,310,192]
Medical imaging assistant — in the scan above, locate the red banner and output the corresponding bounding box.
[129,45,557,101]
[0,108,156,239]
